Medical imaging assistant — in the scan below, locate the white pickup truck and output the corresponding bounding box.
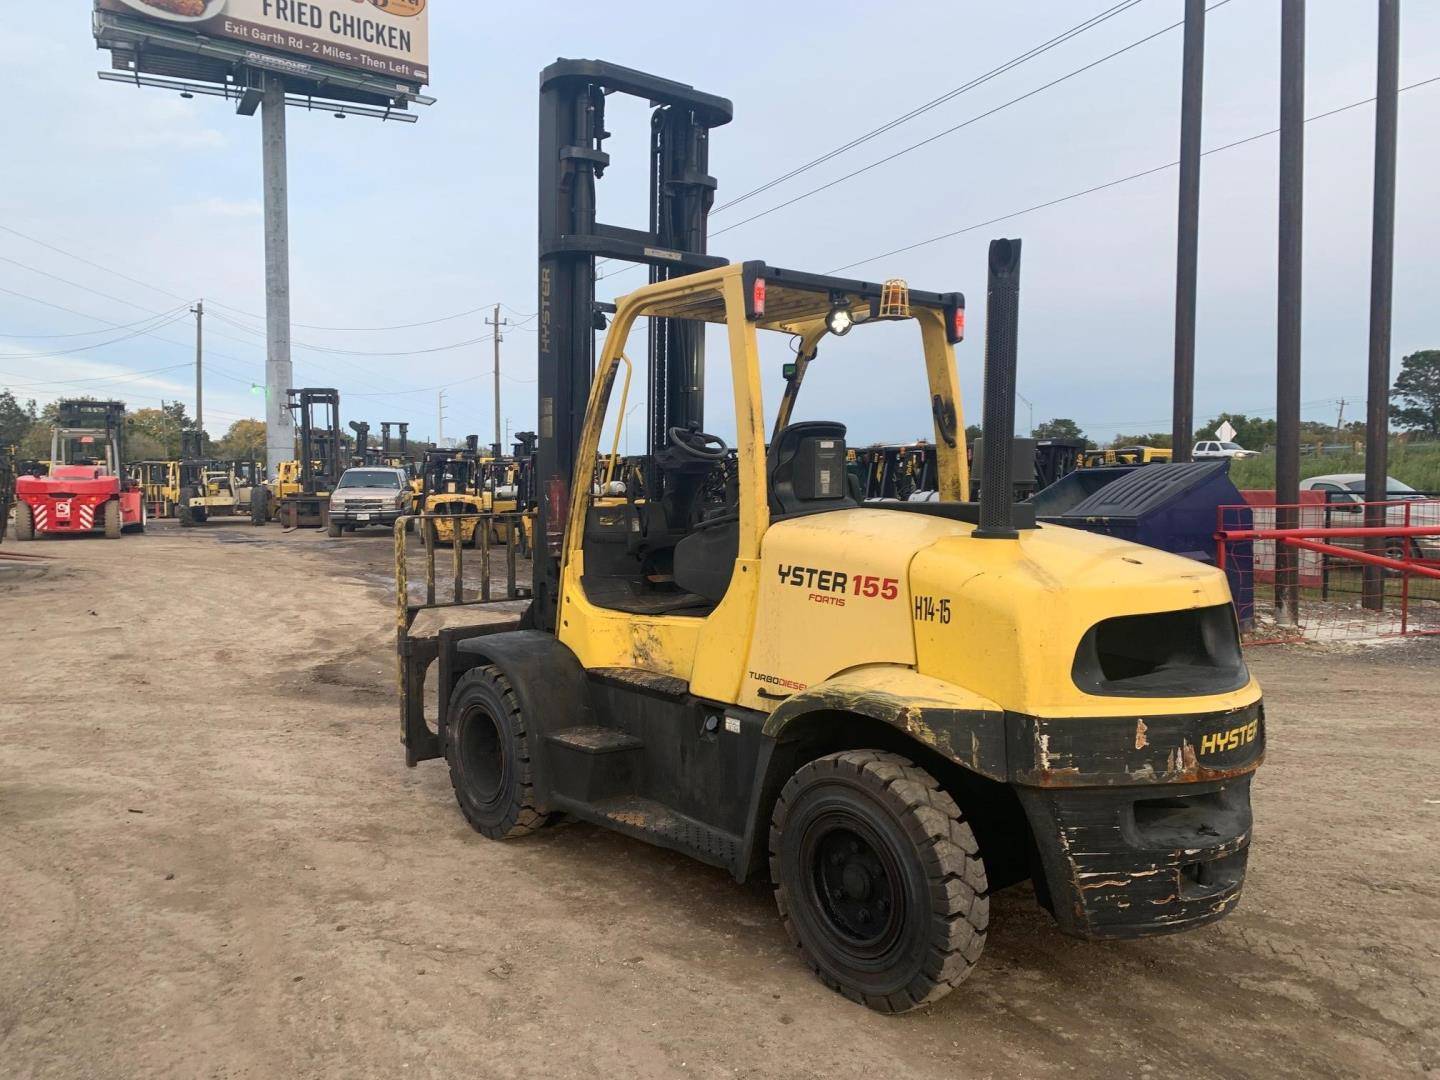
[1193,440,1260,460]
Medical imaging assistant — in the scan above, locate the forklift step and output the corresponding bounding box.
[588,667,689,698]
[547,726,644,754]
[587,795,740,870]
[545,726,644,803]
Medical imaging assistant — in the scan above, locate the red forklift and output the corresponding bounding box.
[14,400,145,540]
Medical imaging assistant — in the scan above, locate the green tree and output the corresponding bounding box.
[1194,414,1275,451]
[216,418,267,461]
[126,401,198,460]
[1031,418,1086,443]
[964,423,983,445]
[0,390,38,451]
[1109,432,1173,449]
[1390,349,1440,438]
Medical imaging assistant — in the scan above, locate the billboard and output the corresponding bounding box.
[95,0,429,86]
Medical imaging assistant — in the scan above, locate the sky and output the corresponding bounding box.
[0,0,1437,449]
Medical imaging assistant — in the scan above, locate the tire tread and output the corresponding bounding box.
[768,749,989,1014]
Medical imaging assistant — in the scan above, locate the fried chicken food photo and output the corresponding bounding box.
[146,0,208,16]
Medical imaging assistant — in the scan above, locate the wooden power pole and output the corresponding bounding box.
[486,305,508,456]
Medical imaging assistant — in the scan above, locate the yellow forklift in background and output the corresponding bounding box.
[398,61,1264,1014]
[420,438,488,546]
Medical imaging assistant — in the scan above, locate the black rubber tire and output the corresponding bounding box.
[445,665,549,840]
[327,521,343,538]
[103,500,122,540]
[179,505,195,528]
[15,503,35,541]
[251,488,269,526]
[770,750,988,1013]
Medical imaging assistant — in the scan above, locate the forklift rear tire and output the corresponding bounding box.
[103,500,122,539]
[179,506,195,528]
[445,665,550,840]
[15,503,35,541]
[769,750,989,1013]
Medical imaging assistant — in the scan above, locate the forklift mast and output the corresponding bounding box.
[349,420,372,465]
[54,399,127,469]
[380,422,410,463]
[535,60,732,628]
[180,428,205,462]
[287,388,342,494]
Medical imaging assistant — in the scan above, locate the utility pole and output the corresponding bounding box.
[437,389,447,447]
[1172,0,1206,463]
[1334,397,1347,442]
[1016,392,1035,436]
[486,305,508,457]
[1275,0,1306,628]
[1364,0,1401,611]
[261,72,295,480]
[192,298,204,435]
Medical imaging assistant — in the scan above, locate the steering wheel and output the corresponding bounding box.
[667,426,729,462]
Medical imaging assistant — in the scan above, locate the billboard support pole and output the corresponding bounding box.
[1274,0,1306,628]
[1171,0,1205,463]
[261,72,295,480]
[1363,0,1400,611]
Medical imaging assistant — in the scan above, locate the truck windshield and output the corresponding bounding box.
[338,471,401,489]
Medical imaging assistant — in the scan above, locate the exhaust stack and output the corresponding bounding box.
[974,237,1023,541]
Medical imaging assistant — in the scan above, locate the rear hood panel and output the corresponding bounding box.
[738,507,1247,717]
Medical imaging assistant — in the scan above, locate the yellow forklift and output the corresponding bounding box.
[179,463,246,526]
[420,438,488,546]
[398,62,1263,1013]
[130,460,182,518]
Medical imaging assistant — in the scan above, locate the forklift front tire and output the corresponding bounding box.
[770,750,989,1013]
[15,503,35,540]
[327,520,343,538]
[103,500,122,539]
[445,665,550,840]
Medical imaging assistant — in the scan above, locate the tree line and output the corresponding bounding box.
[1030,348,1440,451]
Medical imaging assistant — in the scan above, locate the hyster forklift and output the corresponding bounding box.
[420,438,488,546]
[399,61,1263,1012]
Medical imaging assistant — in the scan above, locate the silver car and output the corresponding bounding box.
[328,467,413,537]
[1299,474,1440,560]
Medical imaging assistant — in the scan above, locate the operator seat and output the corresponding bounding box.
[672,422,859,605]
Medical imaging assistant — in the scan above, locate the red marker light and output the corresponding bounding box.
[953,308,966,342]
[752,278,767,317]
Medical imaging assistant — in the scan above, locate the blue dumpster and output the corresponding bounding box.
[1031,462,1254,628]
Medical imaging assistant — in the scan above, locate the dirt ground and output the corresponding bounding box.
[2,521,1437,1080]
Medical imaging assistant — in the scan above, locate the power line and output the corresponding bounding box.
[0,223,516,334]
[0,297,191,339]
[206,309,498,358]
[713,0,1151,215]
[0,262,448,406]
[0,223,192,304]
[206,297,502,333]
[827,74,1440,275]
[593,1,1150,280]
[712,0,1237,243]
[0,361,193,390]
[0,309,190,359]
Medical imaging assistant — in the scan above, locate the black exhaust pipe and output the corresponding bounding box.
[974,237,1023,540]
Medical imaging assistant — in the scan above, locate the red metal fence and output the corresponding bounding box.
[1218,496,1440,643]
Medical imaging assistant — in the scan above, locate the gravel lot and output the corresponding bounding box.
[2,522,1436,1079]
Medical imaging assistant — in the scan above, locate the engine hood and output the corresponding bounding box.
[739,506,1254,718]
